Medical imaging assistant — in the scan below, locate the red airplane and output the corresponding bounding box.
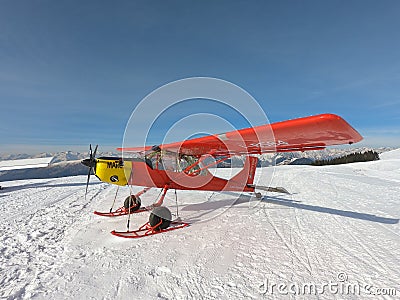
[81,113,362,238]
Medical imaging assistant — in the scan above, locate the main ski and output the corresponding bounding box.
[111,221,190,238]
[94,207,148,217]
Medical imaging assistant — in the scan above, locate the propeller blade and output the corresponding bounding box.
[92,145,98,161]
[84,144,98,200]
[85,167,92,199]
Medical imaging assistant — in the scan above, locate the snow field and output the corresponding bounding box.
[0,149,399,299]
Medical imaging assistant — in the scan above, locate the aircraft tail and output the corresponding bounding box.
[229,156,258,190]
[246,156,258,185]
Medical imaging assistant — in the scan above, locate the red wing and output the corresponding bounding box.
[119,114,363,156]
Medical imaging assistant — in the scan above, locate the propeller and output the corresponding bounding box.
[81,144,98,199]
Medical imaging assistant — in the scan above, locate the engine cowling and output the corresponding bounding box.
[94,157,130,186]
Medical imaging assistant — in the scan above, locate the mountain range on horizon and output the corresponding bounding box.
[0,147,395,182]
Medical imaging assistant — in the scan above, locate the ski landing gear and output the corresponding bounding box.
[93,187,151,217]
[95,185,189,238]
[111,206,189,239]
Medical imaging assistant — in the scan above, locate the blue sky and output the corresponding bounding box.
[1,0,399,153]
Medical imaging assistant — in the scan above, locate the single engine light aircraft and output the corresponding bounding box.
[82,114,362,238]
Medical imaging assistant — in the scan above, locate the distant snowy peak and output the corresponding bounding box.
[258,147,394,166]
[0,151,118,163]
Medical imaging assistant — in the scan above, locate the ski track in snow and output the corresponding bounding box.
[0,150,399,299]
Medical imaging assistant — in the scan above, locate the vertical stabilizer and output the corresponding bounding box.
[229,156,258,190]
[246,156,258,185]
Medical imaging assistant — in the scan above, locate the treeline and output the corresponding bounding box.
[312,150,379,166]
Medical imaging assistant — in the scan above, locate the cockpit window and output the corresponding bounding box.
[145,151,207,175]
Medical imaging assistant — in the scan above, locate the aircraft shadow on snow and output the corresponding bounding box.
[261,195,399,224]
[180,193,251,222]
[182,192,399,225]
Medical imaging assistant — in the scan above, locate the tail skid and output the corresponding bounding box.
[249,185,290,194]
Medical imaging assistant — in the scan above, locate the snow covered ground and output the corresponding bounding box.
[1,149,399,299]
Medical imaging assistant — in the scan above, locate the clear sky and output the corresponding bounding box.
[1,0,399,154]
